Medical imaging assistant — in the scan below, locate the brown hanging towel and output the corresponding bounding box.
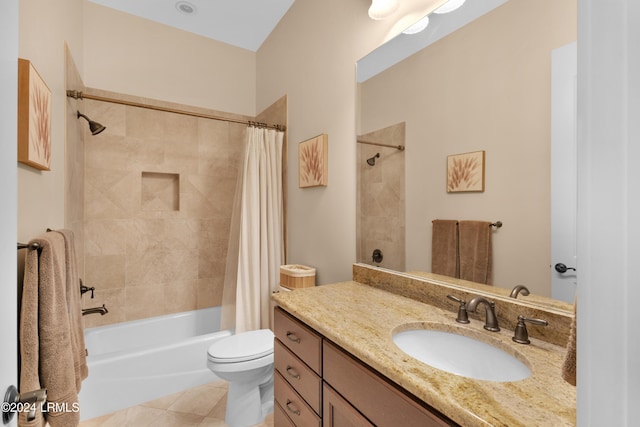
[458,220,493,284]
[431,219,459,278]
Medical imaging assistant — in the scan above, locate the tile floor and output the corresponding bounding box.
[79,380,274,427]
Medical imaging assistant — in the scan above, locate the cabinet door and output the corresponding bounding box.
[323,341,455,427]
[323,383,374,427]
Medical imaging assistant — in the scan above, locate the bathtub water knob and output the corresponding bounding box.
[372,249,383,263]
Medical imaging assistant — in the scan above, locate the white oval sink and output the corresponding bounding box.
[393,328,531,382]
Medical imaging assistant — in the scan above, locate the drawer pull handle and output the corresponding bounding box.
[285,399,301,416]
[285,366,300,379]
[286,331,301,343]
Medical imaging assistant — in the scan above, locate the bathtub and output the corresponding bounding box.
[78,307,231,421]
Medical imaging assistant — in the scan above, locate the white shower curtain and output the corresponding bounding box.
[227,126,284,333]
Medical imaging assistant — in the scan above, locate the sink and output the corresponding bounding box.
[392,327,531,382]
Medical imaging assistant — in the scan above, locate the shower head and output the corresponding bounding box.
[76,111,106,135]
[367,153,380,166]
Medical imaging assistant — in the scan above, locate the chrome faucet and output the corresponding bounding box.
[466,296,500,331]
[509,285,530,299]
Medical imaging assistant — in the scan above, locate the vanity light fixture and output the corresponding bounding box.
[433,0,466,14]
[402,15,430,34]
[368,0,399,20]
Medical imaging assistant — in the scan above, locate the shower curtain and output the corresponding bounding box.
[221,126,285,333]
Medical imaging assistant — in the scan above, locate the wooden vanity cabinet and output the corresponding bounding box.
[274,307,323,426]
[323,341,455,427]
[274,307,455,427]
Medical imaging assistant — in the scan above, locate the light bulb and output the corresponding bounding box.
[433,0,466,14]
[403,15,430,35]
[368,0,399,20]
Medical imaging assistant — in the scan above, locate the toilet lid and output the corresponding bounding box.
[207,329,274,363]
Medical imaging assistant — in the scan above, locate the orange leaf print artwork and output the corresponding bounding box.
[447,151,485,192]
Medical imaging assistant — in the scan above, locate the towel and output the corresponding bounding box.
[458,220,493,284]
[431,220,459,277]
[19,232,81,427]
[562,299,577,386]
[54,229,88,389]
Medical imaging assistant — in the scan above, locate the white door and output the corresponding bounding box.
[1,1,19,425]
[550,42,577,303]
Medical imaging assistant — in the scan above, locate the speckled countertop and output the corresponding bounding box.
[273,281,576,427]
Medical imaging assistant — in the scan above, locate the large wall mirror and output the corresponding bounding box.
[356,0,577,310]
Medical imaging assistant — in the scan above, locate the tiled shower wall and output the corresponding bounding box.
[357,122,406,271]
[81,91,249,328]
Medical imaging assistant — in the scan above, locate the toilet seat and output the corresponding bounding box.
[207,329,274,364]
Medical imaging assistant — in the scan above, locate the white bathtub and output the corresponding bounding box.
[78,307,231,421]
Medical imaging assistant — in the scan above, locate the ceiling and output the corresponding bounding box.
[88,0,295,52]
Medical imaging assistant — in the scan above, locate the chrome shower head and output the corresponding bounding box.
[77,111,106,136]
[367,153,380,166]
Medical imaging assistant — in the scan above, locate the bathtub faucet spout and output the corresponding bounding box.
[82,304,108,316]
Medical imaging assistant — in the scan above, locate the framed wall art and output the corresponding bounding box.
[18,58,51,171]
[299,134,328,188]
[447,150,485,193]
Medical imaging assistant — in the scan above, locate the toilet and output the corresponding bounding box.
[207,329,275,427]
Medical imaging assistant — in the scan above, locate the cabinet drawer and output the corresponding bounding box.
[275,401,297,427]
[274,307,322,375]
[275,371,321,427]
[323,382,374,427]
[323,341,455,427]
[275,338,322,414]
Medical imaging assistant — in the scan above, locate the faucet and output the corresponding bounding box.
[446,294,470,324]
[82,304,108,316]
[80,278,95,298]
[512,315,548,344]
[509,285,530,299]
[466,296,500,331]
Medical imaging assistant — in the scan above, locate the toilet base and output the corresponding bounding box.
[225,372,274,427]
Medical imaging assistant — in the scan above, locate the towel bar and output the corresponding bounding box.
[17,242,41,250]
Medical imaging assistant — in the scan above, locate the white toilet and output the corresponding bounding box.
[207,329,275,427]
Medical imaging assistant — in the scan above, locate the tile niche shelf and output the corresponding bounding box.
[141,172,180,212]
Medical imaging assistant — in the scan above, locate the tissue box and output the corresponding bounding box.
[280,264,316,289]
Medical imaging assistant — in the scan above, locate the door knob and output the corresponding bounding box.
[554,263,576,273]
[2,385,47,424]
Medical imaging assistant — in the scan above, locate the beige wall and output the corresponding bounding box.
[82,2,256,116]
[18,0,84,241]
[256,0,445,284]
[359,0,577,295]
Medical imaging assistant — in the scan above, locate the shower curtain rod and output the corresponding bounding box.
[357,139,405,151]
[66,90,285,131]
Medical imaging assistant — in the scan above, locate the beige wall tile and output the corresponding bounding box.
[85,254,126,290]
[81,91,282,326]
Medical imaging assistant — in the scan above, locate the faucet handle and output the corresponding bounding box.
[446,294,470,324]
[512,315,549,344]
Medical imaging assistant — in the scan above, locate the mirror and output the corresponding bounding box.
[356,0,576,311]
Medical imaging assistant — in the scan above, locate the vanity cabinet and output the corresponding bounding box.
[274,307,456,427]
[274,307,323,426]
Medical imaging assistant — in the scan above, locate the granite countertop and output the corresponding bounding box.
[273,281,576,427]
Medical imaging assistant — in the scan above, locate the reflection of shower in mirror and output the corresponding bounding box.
[366,153,380,166]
